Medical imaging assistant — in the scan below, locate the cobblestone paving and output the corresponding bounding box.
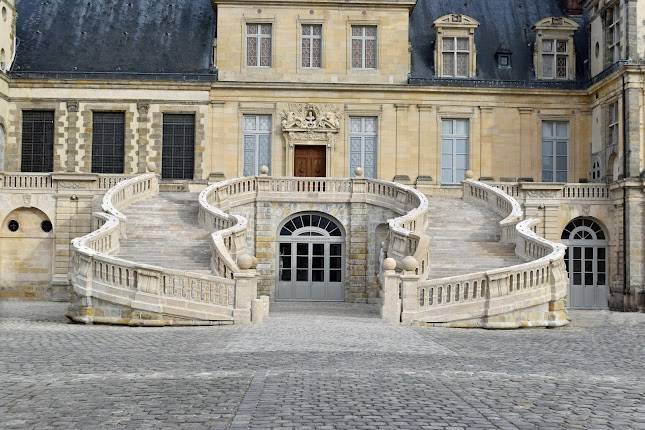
[1,301,644,430]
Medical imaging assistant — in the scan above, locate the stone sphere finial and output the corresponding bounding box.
[146,162,157,173]
[401,256,419,272]
[382,258,397,271]
[465,170,474,180]
[259,165,269,176]
[237,254,256,270]
[354,166,364,177]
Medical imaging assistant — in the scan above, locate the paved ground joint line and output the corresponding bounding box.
[228,370,268,430]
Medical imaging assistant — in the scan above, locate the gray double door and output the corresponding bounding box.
[277,241,344,301]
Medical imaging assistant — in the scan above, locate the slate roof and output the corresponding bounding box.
[410,0,589,86]
[12,0,216,77]
[11,0,589,86]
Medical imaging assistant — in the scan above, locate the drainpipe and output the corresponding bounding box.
[621,74,628,309]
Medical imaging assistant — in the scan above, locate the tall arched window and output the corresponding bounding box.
[561,217,608,309]
[277,212,345,302]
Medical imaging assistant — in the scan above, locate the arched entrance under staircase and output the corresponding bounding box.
[276,212,345,301]
[561,217,608,309]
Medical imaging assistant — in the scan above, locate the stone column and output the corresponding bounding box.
[50,173,99,300]
[416,104,435,189]
[65,101,81,173]
[394,104,412,184]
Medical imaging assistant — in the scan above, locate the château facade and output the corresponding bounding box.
[0,0,643,324]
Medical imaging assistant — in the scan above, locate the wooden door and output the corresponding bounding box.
[294,146,326,177]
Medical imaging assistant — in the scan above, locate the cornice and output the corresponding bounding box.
[212,0,416,9]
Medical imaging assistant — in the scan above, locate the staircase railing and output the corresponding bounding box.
[69,174,260,325]
[385,178,568,328]
[198,173,431,280]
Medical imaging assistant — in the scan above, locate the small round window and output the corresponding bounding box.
[7,220,19,232]
[41,220,53,233]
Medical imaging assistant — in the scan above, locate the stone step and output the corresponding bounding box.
[115,192,213,273]
[426,197,520,280]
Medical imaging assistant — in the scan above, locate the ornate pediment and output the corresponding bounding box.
[433,14,480,29]
[532,16,579,32]
[280,104,340,133]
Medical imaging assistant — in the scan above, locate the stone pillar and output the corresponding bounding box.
[479,106,494,179]
[50,173,99,300]
[348,172,368,302]
[394,104,412,184]
[233,258,258,324]
[518,107,535,180]
[136,103,150,174]
[416,104,435,189]
[520,183,564,240]
[65,101,81,173]
[399,256,420,324]
[380,258,401,323]
[624,180,644,312]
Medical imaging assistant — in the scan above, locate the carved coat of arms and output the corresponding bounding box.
[280,104,340,132]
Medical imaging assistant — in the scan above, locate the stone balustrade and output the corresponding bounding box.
[384,178,569,328]
[490,181,611,201]
[0,172,132,191]
[198,173,431,281]
[68,173,262,326]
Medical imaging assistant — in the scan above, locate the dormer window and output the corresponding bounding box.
[495,47,512,69]
[433,14,479,78]
[532,17,579,80]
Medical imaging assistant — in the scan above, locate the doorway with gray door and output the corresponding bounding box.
[277,212,345,301]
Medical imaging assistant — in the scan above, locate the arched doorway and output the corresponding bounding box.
[277,212,345,301]
[561,217,608,309]
[0,207,54,299]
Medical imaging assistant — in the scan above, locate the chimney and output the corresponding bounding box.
[562,0,583,15]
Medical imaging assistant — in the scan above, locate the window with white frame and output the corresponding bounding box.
[541,39,569,79]
[351,25,377,69]
[441,37,470,77]
[606,4,621,64]
[302,24,322,68]
[243,115,272,175]
[246,23,272,67]
[542,120,569,182]
[608,101,619,147]
[349,117,378,178]
[441,118,469,184]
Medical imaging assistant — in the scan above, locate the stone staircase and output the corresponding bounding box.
[116,192,212,273]
[427,197,519,279]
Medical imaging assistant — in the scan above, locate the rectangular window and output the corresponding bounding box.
[243,114,272,176]
[542,121,569,182]
[542,39,568,79]
[441,119,469,184]
[91,112,125,174]
[608,102,619,147]
[349,117,378,178]
[302,24,322,68]
[606,5,621,64]
[162,114,195,180]
[441,37,470,77]
[351,25,377,69]
[21,110,54,172]
[246,23,272,67]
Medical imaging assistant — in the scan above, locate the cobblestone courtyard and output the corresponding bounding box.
[0,302,643,430]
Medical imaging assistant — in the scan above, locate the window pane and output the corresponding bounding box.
[442,53,454,76]
[542,55,554,78]
[443,37,455,51]
[247,36,257,66]
[556,141,568,156]
[302,38,311,68]
[247,24,258,35]
[352,39,362,68]
[556,56,567,78]
[365,26,377,38]
[455,119,469,135]
[312,38,322,68]
[442,119,453,135]
[365,39,377,69]
[260,24,271,35]
[542,39,553,52]
[352,26,362,37]
[556,40,567,53]
[260,37,272,67]
[556,122,568,138]
[21,111,55,172]
[456,53,469,76]
[456,38,469,50]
